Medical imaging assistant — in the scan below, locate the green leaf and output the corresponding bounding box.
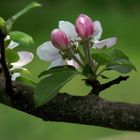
[39,65,76,78]
[16,76,36,87]
[109,49,129,61]
[106,59,136,74]
[92,48,129,62]
[34,71,78,107]
[6,49,19,64]
[92,52,112,66]
[91,48,136,75]
[105,49,136,74]
[10,31,34,47]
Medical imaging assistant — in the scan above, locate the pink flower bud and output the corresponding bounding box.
[75,14,94,39]
[51,28,69,50]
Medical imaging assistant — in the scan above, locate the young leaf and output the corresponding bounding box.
[10,31,34,47]
[106,59,136,74]
[109,49,129,61]
[39,65,76,78]
[16,76,36,87]
[6,49,19,64]
[34,71,78,107]
[92,52,112,66]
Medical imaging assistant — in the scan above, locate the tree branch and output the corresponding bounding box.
[0,76,140,132]
[0,30,14,95]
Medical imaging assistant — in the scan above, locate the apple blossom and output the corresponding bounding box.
[37,14,117,70]
[4,36,34,80]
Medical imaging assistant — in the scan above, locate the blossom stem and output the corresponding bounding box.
[68,48,83,68]
[83,40,92,66]
[83,40,95,72]
[76,48,86,63]
[83,40,98,79]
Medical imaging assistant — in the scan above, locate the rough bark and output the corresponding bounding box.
[0,76,140,132]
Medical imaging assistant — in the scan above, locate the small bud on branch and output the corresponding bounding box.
[51,29,69,50]
[75,14,94,39]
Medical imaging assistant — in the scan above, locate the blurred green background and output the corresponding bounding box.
[0,0,140,140]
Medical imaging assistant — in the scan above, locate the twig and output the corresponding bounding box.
[85,76,129,95]
[100,76,129,92]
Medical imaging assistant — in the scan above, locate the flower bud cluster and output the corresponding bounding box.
[51,14,94,50]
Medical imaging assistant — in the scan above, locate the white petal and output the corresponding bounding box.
[48,56,65,69]
[37,41,60,62]
[92,20,103,40]
[67,54,81,69]
[5,35,10,41]
[67,59,79,69]
[7,41,19,49]
[59,21,78,41]
[11,72,21,81]
[11,51,33,69]
[93,37,117,49]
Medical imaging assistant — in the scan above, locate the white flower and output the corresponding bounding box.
[37,41,79,69]
[5,36,33,81]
